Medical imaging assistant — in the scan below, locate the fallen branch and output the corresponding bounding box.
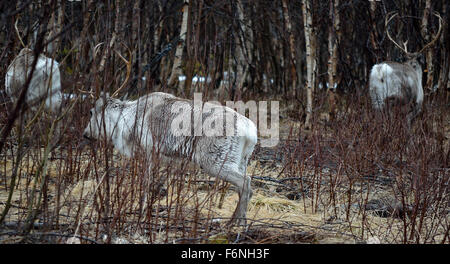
[0,231,98,244]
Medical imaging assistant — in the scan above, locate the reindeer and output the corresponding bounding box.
[82,91,257,225]
[5,48,63,114]
[369,12,442,126]
[5,21,63,114]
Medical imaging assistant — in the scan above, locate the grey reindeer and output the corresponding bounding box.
[5,48,63,114]
[83,92,257,225]
[5,21,63,114]
[369,12,442,126]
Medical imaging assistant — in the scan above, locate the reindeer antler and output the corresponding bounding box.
[15,18,26,48]
[386,11,443,55]
[75,42,105,99]
[93,42,105,58]
[402,40,409,54]
[77,88,95,99]
[417,12,443,54]
[385,12,411,55]
[111,42,132,98]
[78,42,132,99]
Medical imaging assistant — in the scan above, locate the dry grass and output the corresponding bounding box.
[0,92,449,244]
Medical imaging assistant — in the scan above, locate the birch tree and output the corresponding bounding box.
[98,1,121,73]
[132,0,141,86]
[234,0,253,100]
[421,0,434,91]
[302,0,317,129]
[153,1,164,55]
[282,0,297,98]
[75,0,94,73]
[436,0,448,95]
[168,0,190,92]
[368,0,381,59]
[45,0,64,56]
[183,0,196,96]
[327,0,340,120]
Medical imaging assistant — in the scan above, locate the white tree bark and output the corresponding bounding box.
[45,0,64,56]
[99,2,121,73]
[302,0,317,129]
[327,0,339,120]
[234,0,252,100]
[168,0,190,91]
[153,1,163,54]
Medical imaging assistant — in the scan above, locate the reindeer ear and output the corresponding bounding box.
[417,54,425,65]
[19,48,32,56]
[96,92,109,107]
[99,91,111,98]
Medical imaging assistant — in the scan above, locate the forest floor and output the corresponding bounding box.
[0,98,449,244]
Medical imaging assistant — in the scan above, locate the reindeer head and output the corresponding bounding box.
[385,11,443,75]
[82,43,131,142]
[83,92,125,141]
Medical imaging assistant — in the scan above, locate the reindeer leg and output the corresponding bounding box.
[203,163,252,226]
[140,155,154,217]
[224,172,252,226]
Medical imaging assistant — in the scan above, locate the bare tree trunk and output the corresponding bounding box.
[153,1,163,53]
[132,0,140,44]
[153,1,170,86]
[302,0,317,129]
[369,0,381,59]
[132,0,141,93]
[75,0,94,73]
[98,1,121,73]
[45,0,63,56]
[168,0,190,92]
[437,0,449,96]
[183,0,196,96]
[282,0,297,98]
[447,70,450,102]
[234,0,252,100]
[421,0,434,91]
[327,0,340,121]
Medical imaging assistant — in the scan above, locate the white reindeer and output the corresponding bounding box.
[369,12,442,125]
[5,47,63,114]
[82,92,257,224]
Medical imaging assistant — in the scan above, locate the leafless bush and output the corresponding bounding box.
[278,90,449,243]
[0,1,448,244]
